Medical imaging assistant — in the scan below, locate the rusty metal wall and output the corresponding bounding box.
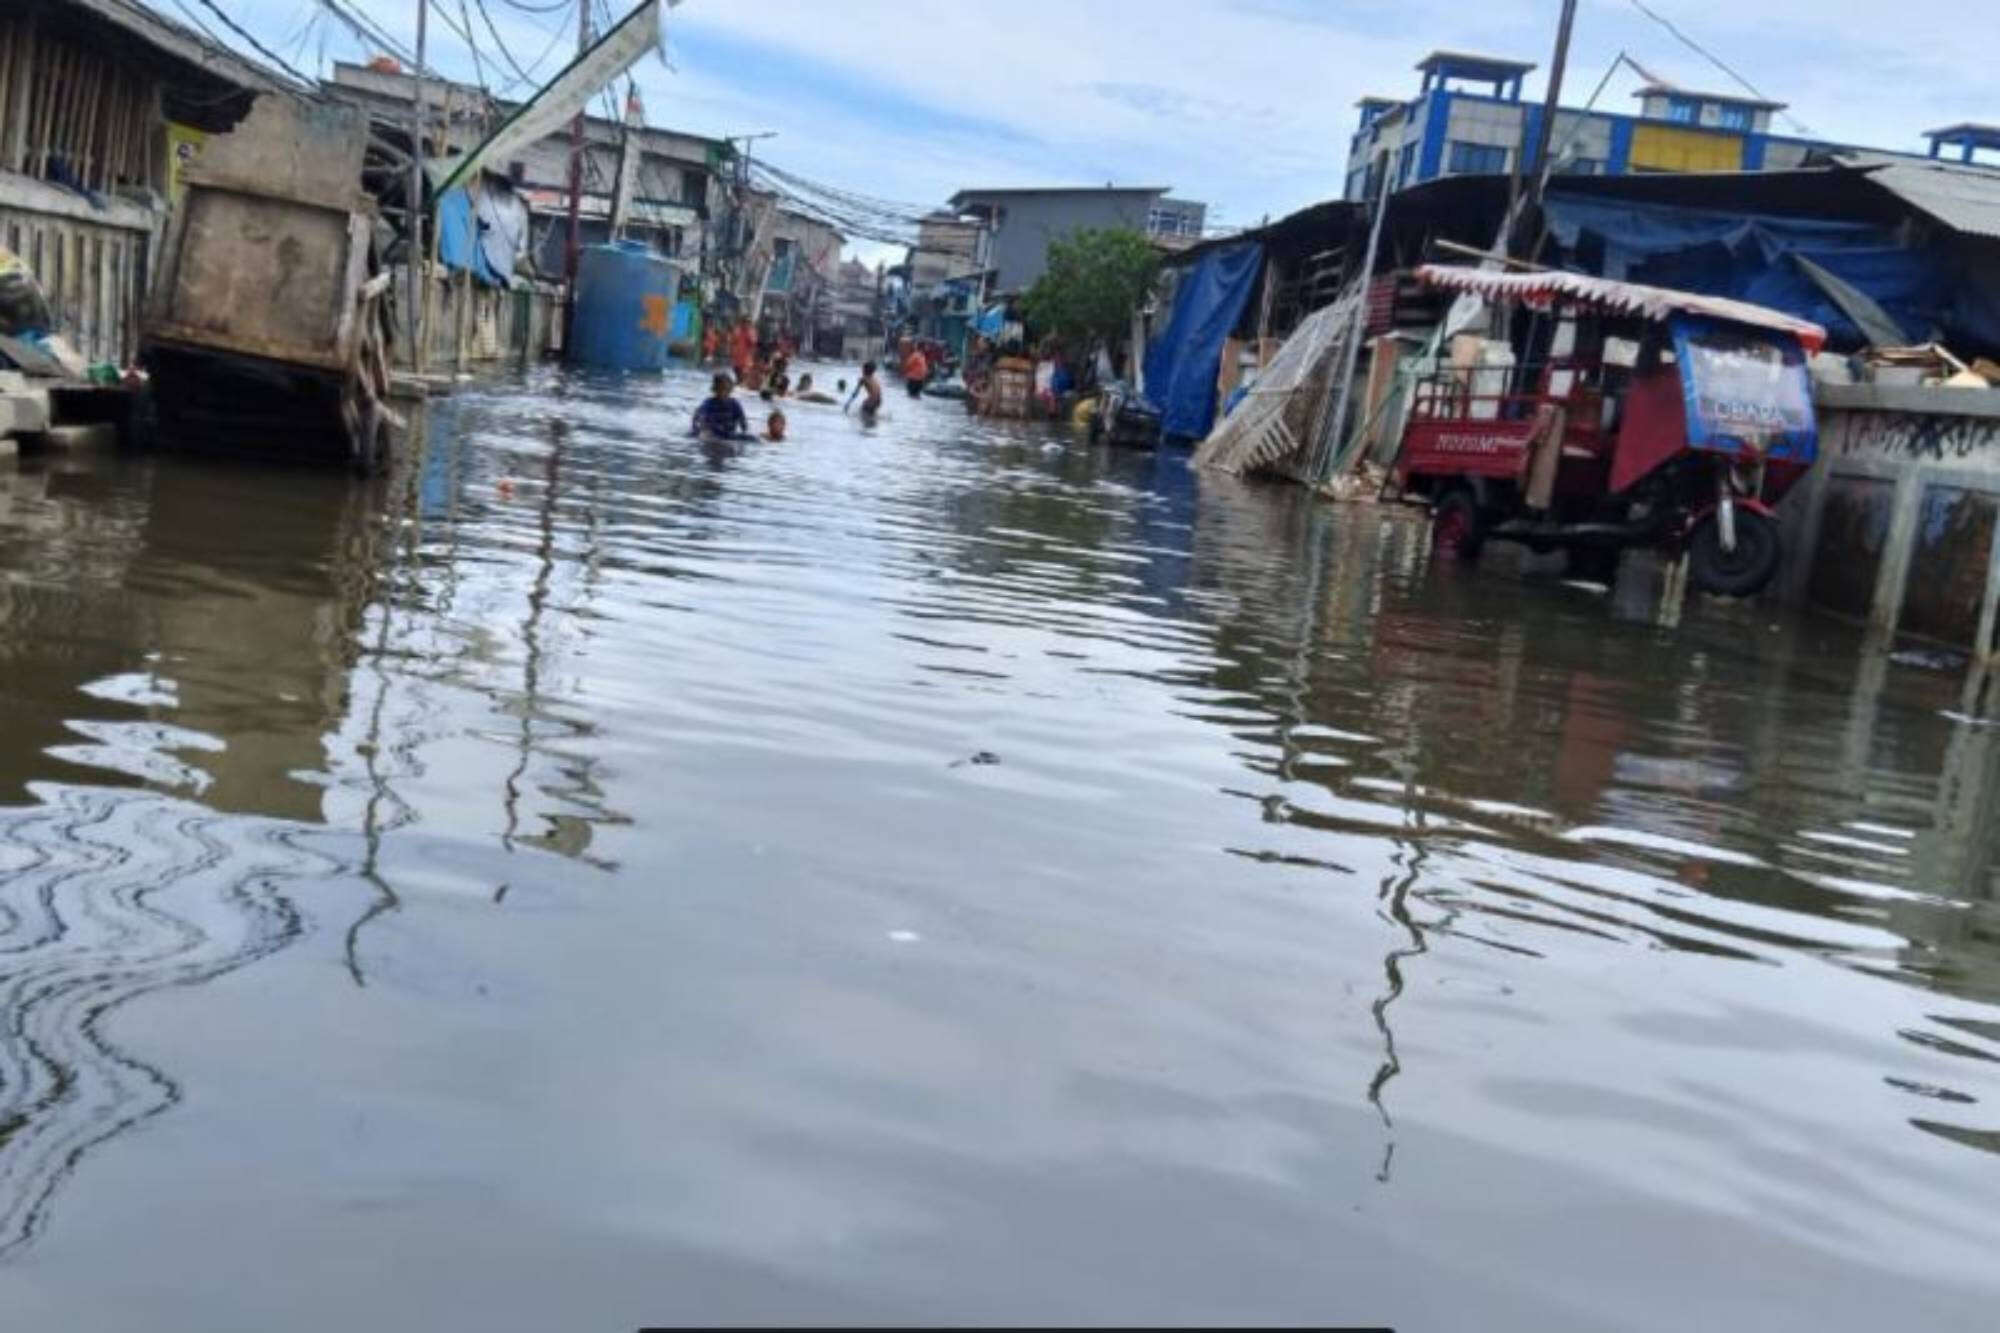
[0,204,151,366]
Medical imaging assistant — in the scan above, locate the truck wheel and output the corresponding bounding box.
[1432,490,1485,563]
[1688,509,1780,597]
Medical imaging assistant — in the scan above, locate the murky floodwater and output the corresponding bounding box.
[0,366,1996,1329]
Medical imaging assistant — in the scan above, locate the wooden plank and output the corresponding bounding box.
[5,17,30,174]
[0,22,15,151]
[82,51,105,189]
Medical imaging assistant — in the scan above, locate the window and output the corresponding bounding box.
[1666,96,1699,124]
[1399,141,1417,185]
[1717,104,1752,131]
[1557,157,1602,176]
[1447,141,1508,175]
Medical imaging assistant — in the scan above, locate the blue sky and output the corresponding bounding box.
[214,0,1995,262]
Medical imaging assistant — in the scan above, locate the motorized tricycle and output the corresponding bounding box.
[1389,265,1826,596]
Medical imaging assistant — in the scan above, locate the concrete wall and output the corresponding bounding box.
[1781,384,2000,655]
[959,191,1160,294]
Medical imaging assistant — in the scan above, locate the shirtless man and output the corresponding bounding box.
[857,361,884,419]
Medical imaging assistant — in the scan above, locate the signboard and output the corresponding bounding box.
[438,0,674,195]
[1669,313,1816,463]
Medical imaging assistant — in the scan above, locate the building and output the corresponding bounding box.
[324,62,724,274]
[1146,198,1208,241]
[0,0,287,365]
[948,186,1198,294]
[756,204,843,341]
[909,211,990,292]
[1344,49,1964,203]
[827,257,882,359]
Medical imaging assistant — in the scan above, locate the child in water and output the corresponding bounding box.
[691,372,748,438]
[857,361,883,419]
[765,408,788,442]
[793,373,837,405]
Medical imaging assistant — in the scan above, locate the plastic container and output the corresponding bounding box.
[569,241,676,371]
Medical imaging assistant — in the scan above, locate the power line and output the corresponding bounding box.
[181,0,316,84]
[1623,0,1815,136]
[317,0,417,67]
[456,0,487,88]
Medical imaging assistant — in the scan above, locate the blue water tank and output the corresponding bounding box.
[569,241,676,371]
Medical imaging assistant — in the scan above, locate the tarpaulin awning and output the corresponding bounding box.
[1144,241,1262,439]
[1413,263,1828,351]
[1538,193,1951,352]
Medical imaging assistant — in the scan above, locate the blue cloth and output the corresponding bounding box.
[1544,193,1955,352]
[974,305,1006,338]
[435,184,521,287]
[1143,242,1262,440]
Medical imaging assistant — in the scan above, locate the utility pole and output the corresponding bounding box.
[562,0,591,346]
[724,131,776,304]
[1516,0,1580,255]
[407,0,429,369]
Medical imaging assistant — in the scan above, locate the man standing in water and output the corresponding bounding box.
[902,341,929,398]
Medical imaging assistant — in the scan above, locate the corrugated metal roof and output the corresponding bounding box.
[1841,154,2000,240]
[1412,265,1828,351]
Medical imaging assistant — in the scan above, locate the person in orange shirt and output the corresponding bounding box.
[730,318,755,380]
[902,343,929,398]
[701,319,719,365]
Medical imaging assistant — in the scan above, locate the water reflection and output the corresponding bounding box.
[0,786,331,1256]
[0,366,1995,1326]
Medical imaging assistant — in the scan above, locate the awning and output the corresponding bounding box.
[1413,264,1828,351]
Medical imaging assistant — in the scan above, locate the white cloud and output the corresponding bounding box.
[239,0,1999,259]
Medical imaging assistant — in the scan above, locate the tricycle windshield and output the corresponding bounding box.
[1669,314,1817,463]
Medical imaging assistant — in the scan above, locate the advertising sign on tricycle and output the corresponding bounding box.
[1669,314,1816,463]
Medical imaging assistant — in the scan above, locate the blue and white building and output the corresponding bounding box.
[1345,50,1992,202]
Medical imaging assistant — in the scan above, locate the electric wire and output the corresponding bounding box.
[1623,0,1816,135]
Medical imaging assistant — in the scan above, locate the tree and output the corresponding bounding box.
[1019,228,1158,354]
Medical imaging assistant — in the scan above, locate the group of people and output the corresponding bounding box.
[690,361,887,443]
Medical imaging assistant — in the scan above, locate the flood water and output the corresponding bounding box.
[0,366,1997,1330]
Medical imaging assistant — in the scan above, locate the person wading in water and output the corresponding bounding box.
[691,372,749,439]
[902,342,930,398]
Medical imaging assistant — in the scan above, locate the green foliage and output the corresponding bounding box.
[1019,228,1158,349]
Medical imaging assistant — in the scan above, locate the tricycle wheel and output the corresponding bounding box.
[1431,490,1485,563]
[1688,508,1780,597]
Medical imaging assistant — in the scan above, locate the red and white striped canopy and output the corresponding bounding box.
[1414,264,1828,353]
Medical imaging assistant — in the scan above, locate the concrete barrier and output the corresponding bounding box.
[1781,384,2000,656]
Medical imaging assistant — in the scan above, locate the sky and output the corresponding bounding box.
[214,0,1998,265]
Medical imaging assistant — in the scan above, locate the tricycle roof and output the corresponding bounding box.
[1413,264,1828,353]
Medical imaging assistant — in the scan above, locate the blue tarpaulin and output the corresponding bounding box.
[1144,242,1262,441]
[435,181,528,287]
[1544,193,1960,351]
